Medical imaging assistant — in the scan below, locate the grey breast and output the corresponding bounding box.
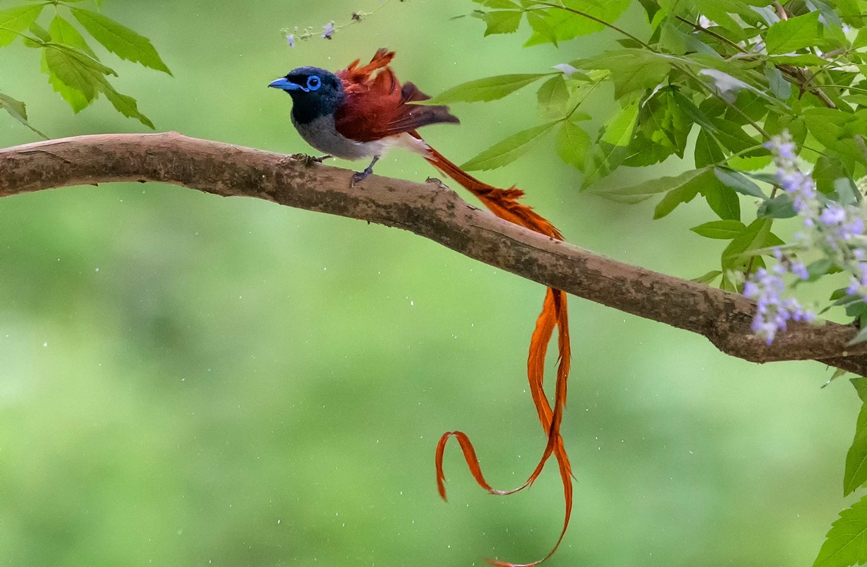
[292,114,374,161]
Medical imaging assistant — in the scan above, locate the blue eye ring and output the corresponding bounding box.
[307,75,321,91]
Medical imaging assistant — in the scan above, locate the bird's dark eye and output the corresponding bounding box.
[307,75,321,91]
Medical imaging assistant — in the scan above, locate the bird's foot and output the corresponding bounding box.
[304,154,332,166]
[350,156,380,188]
[351,169,372,187]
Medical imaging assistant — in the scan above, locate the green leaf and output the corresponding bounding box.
[710,118,766,157]
[704,182,741,221]
[813,494,867,567]
[593,167,710,205]
[691,270,722,284]
[556,120,591,171]
[481,10,522,35]
[537,75,569,115]
[690,220,747,239]
[41,50,90,112]
[49,14,96,58]
[757,193,797,218]
[720,273,738,292]
[101,82,154,129]
[803,108,867,173]
[695,0,748,40]
[764,66,791,100]
[574,49,671,99]
[41,42,153,127]
[765,11,821,55]
[844,94,867,108]
[523,0,630,46]
[525,11,559,46]
[635,88,691,160]
[0,4,43,47]
[654,181,701,219]
[637,0,661,21]
[722,218,773,270]
[714,167,768,199]
[851,410,867,484]
[582,102,639,189]
[69,7,171,74]
[0,92,27,123]
[814,156,849,195]
[44,45,102,102]
[695,129,725,168]
[805,259,835,281]
[28,22,50,43]
[835,178,860,207]
[0,91,47,138]
[423,74,549,105]
[601,101,639,147]
[461,121,558,171]
[473,0,520,8]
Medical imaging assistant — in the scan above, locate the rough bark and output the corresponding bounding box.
[1,132,865,373]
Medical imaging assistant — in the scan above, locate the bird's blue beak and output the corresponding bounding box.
[268,78,300,91]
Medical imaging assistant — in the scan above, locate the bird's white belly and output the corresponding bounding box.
[291,114,431,161]
[292,114,382,160]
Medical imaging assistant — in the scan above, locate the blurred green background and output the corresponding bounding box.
[0,1,861,565]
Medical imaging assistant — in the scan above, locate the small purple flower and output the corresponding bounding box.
[791,261,809,280]
[322,21,335,39]
[286,34,295,47]
[820,204,847,226]
[765,139,796,160]
[848,264,867,299]
[744,267,813,344]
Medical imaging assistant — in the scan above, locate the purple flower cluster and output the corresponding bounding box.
[818,203,866,251]
[281,20,337,47]
[745,132,867,343]
[765,135,817,215]
[743,265,815,344]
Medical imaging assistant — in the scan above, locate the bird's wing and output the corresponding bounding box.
[334,49,458,143]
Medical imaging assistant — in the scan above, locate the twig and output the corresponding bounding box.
[675,15,747,54]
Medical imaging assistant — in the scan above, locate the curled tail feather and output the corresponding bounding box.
[427,145,573,567]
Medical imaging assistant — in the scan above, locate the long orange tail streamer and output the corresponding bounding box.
[426,147,573,567]
[331,49,573,566]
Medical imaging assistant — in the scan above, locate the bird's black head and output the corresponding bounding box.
[268,67,344,124]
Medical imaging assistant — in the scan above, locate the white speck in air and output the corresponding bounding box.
[43,342,47,347]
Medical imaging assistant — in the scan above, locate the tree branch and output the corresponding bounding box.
[2,132,866,374]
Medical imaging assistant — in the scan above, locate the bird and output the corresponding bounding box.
[269,49,573,567]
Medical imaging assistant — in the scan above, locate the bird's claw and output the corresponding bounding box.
[350,156,379,187]
[304,154,332,166]
[351,170,371,187]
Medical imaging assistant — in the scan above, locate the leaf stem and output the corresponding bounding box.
[0,26,41,44]
[562,81,601,120]
[533,1,652,49]
[675,16,747,54]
